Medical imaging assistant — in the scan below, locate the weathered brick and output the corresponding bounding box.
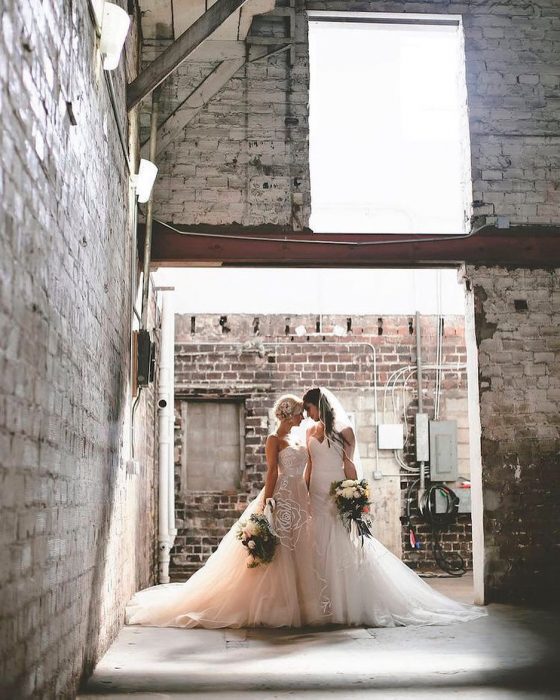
[0,2,158,697]
[470,266,560,605]
[173,313,471,578]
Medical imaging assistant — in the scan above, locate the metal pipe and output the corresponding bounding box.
[167,293,177,545]
[157,290,173,583]
[140,88,160,330]
[416,311,426,498]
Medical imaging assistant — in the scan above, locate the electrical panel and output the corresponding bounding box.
[137,329,155,387]
[415,413,430,461]
[377,424,404,450]
[428,420,458,481]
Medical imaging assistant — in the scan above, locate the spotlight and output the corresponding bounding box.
[333,324,347,337]
[295,325,307,337]
[135,159,158,203]
[100,3,131,71]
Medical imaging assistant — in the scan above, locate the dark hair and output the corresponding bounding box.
[303,387,346,447]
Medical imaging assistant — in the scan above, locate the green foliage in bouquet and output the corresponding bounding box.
[330,478,373,543]
[236,513,278,568]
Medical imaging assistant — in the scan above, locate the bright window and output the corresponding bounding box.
[309,14,472,234]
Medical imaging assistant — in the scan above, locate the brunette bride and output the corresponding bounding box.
[126,394,322,628]
[303,386,487,627]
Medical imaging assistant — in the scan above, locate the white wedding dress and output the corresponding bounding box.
[126,443,323,628]
[308,435,487,626]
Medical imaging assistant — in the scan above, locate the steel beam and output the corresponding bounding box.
[138,222,560,268]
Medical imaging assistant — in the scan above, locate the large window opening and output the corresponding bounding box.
[308,13,472,233]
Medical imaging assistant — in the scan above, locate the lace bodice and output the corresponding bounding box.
[271,444,311,550]
[277,444,307,477]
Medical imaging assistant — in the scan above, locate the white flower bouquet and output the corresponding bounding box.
[330,478,373,544]
[236,513,278,568]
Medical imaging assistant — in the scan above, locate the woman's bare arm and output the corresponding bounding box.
[304,426,314,490]
[262,435,280,503]
[341,427,358,480]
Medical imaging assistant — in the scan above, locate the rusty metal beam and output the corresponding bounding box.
[127,0,250,111]
[138,222,560,268]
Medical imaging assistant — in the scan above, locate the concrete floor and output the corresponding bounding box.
[80,577,560,699]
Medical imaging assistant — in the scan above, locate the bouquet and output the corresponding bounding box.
[330,479,373,544]
[236,513,278,568]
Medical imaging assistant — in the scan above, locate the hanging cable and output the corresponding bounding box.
[153,217,492,249]
[401,478,421,550]
[131,387,143,460]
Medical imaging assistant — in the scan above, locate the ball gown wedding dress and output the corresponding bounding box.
[308,435,486,626]
[126,444,323,628]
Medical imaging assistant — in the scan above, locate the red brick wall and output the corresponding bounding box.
[171,313,471,580]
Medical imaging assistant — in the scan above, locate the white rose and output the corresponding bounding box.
[341,479,355,488]
[341,487,355,499]
[248,540,256,549]
[353,490,361,498]
[246,521,259,536]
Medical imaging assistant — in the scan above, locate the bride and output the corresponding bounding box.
[303,386,486,627]
[126,394,322,628]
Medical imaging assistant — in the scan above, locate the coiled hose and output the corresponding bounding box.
[418,484,466,577]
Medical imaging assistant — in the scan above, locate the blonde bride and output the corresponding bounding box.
[126,394,322,628]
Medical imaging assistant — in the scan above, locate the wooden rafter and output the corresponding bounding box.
[127,0,251,110]
[141,44,284,157]
[142,57,245,157]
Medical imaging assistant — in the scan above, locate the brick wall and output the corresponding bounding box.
[145,0,560,229]
[171,313,471,580]
[468,266,560,604]
[0,2,158,697]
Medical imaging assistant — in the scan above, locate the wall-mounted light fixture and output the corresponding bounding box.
[295,325,307,336]
[100,2,131,70]
[135,158,158,203]
[332,325,347,337]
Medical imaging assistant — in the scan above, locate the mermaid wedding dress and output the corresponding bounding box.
[126,443,323,628]
[308,435,487,626]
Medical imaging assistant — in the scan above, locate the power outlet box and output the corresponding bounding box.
[377,424,404,450]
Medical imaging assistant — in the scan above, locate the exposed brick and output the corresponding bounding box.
[470,266,560,604]
[172,313,471,579]
[0,2,158,697]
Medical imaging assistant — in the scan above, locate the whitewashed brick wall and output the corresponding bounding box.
[0,2,158,697]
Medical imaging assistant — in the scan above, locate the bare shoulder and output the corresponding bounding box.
[266,434,279,448]
[341,426,355,443]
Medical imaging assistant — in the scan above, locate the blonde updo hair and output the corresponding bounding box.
[273,394,304,422]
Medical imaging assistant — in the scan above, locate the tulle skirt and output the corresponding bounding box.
[310,477,487,627]
[127,476,486,629]
[126,486,324,629]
